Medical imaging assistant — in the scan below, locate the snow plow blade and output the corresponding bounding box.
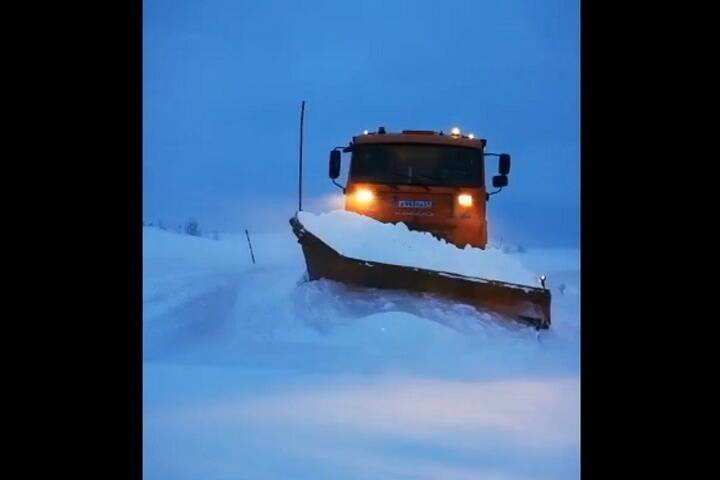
[290,215,551,329]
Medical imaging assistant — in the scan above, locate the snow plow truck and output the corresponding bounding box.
[290,127,551,329]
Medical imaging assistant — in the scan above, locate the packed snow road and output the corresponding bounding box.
[143,223,580,480]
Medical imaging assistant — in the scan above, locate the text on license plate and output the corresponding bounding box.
[398,200,432,208]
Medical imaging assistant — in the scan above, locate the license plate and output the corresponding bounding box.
[398,200,432,209]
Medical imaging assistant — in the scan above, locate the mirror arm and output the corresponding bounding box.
[487,187,503,200]
[332,179,346,193]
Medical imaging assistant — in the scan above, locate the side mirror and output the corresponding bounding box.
[329,150,341,179]
[499,154,511,175]
[492,175,509,188]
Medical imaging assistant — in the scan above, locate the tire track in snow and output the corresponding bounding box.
[143,272,245,360]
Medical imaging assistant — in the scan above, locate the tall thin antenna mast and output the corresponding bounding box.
[298,100,306,212]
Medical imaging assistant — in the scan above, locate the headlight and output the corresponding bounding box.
[457,194,473,207]
[355,188,375,203]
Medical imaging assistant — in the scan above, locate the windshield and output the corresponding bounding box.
[349,143,484,187]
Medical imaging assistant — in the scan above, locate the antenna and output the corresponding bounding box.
[298,100,306,212]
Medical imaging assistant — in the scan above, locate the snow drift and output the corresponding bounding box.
[143,224,580,480]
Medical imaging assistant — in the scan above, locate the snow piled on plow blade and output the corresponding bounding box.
[292,212,551,329]
[297,210,542,287]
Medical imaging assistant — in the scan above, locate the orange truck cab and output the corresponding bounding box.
[328,127,511,249]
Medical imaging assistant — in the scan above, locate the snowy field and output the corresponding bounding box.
[143,216,580,480]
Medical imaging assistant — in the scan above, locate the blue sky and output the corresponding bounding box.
[143,0,579,246]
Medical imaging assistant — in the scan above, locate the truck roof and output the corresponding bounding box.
[351,129,485,150]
